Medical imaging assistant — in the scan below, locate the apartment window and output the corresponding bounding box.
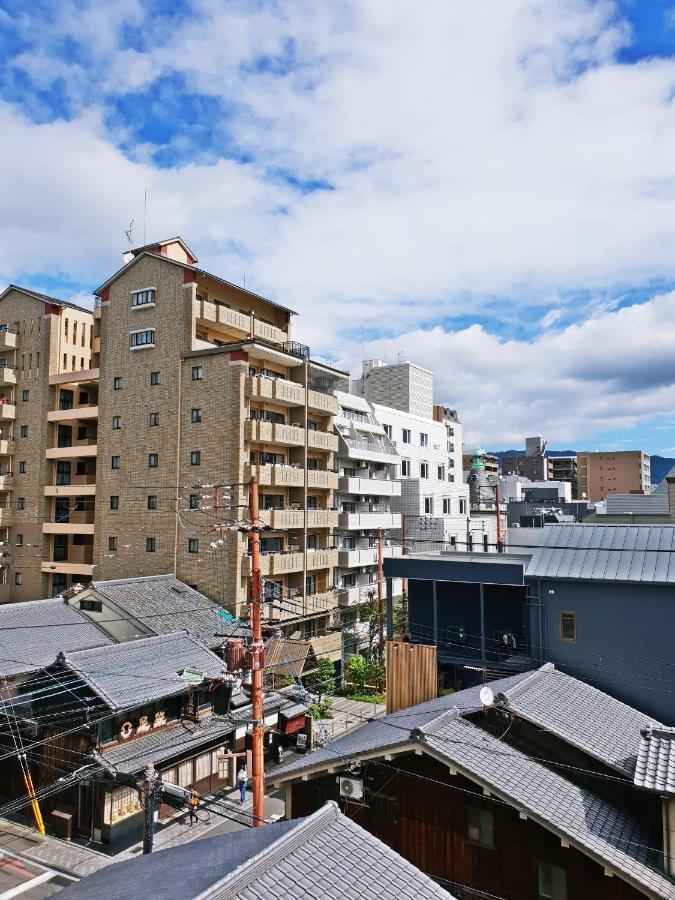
[112,416,121,430]
[111,456,120,470]
[147,495,157,510]
[146,537,156,553]
[190,451,201,466]
[21,389,29,402]
[64,318,69,338]
[149,412,159,427]
[73,322,77,342]
[401,459,410,477]
[383,424,392,438]
[73,534,86,546]
[108,536,117,552]
[443,498,451,514]
[75,461,87,476]
[77,425,88,441]
[148,453,158,468]
[14,572,22,586]
[424,497,433,515]
[17,497,25,510]
[537,862,567,900]
[437,465,445,480]
[18,461,25,474]
[15,534,23,547]
[560,612,576,643]
[459,499,467,515]
[20,425,27,437]
[188,538,199,554]
[402,428,411,444]
[189,494,199,510]
[420,432,428,447]
[113,376,123,390]
[131,288,156,307]
[192,366,203,381]
[150,371,160,385]
[191,408,202,423]
[420,462,429,479]
[130,329,155,348]
[466,807,494,848]
[56,461,71,485]
[110,495,119,510]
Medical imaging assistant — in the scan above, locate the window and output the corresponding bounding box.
[402,428,411,444]
[56,461,71,485]
[537,862,567,900]
[73,322,77,343]
[459,499,467,515]
[149,412,159,427]
[73,534,86,546]
[130,329,155,348]
[64,318,69,338]
[15,534,23,547]
[146,537,156,553]
[188,538,199,553]
[191,408,202,423]
[443,498,451,514]
[560,612,576,643]
[131,288,156,307]
[147,495,157,510]
[424,497,433,514]
[18,461,25,474]
[383,424,392,438]
[420,432,428,447]
[189,494,199,510]
[420,462,429,478]
[21,389,29,402]
[14,572,22,586]
[148,453,158,468]
[108,536,117,552]
[150,371,160,385]
[112,416,121,430]
[17,497,25,510]
[77,425,88,441]
[401,459,410,477]
[437,465,445,480]
[192,366,203,381]
[111,455,120,470]
[110,496,119,510]
[79,597,102,612]
[113,377,122,390]
[190,451,201,466]
[466,807,494,848]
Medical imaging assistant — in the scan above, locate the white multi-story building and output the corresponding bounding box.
[355,358,434,419]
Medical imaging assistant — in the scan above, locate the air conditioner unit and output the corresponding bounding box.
[339,776,364,800]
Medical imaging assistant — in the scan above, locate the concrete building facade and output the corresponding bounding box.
[355,359,433,419]
[577,450,651,501]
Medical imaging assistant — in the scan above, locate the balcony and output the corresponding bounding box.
[258,508,305,529]
[338,512,402,530]
[0,404,16,421]
[245,463,304,488]
[45,483,96,497]
[0,506,13,526]
[307,429,338,452]
[0,440,15,456]
[92,336,101,354]
[306,548,338,570]
[0,331,17,350]
[246,375,305,407]
[242,551,304,577]
[307,469,338,490]
[41,561,94,577]
[0,474,14,491]
[245,420,304,447]
[341,436,398,461]
[307,390,339,416]
[46,443,97,459]
[253,318,287,345]
[266,589,336,621]
[338,546,402,567]
[49,368,100,386]
[0,368,16,386]
[338,585,368,607]
[43,521,95,536]
[198,298,251,335]
[338,476,401,496]
[47,405,99,423]
[306,509,338,529]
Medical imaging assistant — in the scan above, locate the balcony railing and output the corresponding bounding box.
[343,437,397,456]
[246,374,305,406]
[245,462,305,488]
[245,420,305,447]
[280,340,310,360]
[307,429,339,452]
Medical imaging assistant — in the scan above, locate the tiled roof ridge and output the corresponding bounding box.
[195,802,340,899]
[92,573,178,589]
[641,725,675,738]
[495,662,554,701]
[417,707,463,737]
[63,630,195,661]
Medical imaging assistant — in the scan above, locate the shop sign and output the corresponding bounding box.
[118,710,167,741]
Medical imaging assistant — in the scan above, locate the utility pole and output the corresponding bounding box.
[495,482,502,553]
[249,475,265,827]
[401,513,408,640]
[142,763,159,854]
[377,528,384,691]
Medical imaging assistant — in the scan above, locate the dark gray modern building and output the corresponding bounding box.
[384,523,675,723]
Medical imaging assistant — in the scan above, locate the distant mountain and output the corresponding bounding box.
[489,451,675,486]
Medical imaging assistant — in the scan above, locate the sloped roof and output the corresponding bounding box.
[605,493,670,515]
[58,802,453,900]
[0,599,113,677]
[86,575,249,646]
[60,632,226,711]
[265,635,310,678]
[634,726,675,794]
[0,285,93,314]
[526,524,675,583]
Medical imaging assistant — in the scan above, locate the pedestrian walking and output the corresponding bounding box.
[188,789,199,826]
[237,765,248,805]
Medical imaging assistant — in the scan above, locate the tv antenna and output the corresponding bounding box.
[124,219,137,247]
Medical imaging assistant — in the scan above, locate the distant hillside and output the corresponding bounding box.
[489,451,675,486]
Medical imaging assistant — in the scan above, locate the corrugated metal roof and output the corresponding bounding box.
[634,726,675,794]
[526,524,675,583]
[605,493,670,515]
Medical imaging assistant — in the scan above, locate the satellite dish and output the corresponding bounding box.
[479,686,494,707]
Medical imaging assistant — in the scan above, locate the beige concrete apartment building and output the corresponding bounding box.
[576,450,651,501]
[1,238,343,639]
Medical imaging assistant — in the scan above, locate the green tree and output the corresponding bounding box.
[346,654,367,693]
[304,658,335,712]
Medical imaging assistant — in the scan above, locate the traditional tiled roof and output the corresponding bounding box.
[60,632,226,711]
[634,726,675,794]
[0,599,112,677]
[58,802,454,900]
[86,575,249,646]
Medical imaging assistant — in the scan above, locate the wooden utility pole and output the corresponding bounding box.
[495,482,502,552]
[401,513,408,640]
[377,528,385,690]
[249,475,265,827]
[142,763,158,854]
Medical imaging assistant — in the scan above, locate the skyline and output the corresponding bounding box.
[1,1,675,451]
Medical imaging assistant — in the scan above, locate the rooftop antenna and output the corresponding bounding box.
[124,219,137,247]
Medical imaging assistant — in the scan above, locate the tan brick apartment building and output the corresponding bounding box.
[0,238,346,638]
[576,450,651,501]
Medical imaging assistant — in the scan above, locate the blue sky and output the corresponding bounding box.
[1,0,675,454]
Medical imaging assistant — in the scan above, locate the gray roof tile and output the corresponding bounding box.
[634,726,675,793]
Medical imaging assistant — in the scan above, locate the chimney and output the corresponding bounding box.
[226,639,245,671]
[666,476,675,515]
